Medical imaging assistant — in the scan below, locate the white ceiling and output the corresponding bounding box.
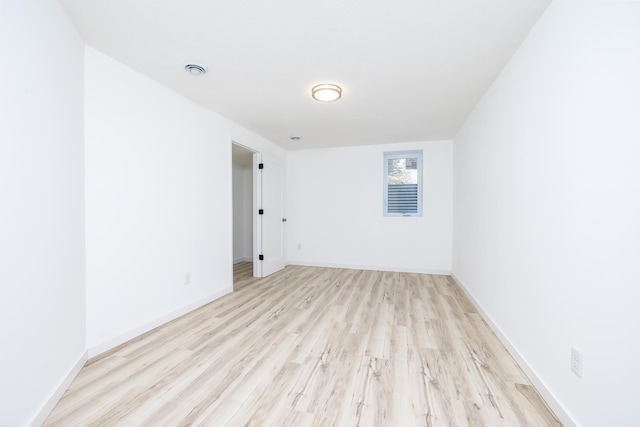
[59,0,551,150]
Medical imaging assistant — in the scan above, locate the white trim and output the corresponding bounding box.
[287,260,450,276]
[451,273,577,427]
[229,137,237,306]
[253,152,262,278]
[87,287,233,358]
[233,257,253,264]
[29,350,88,427]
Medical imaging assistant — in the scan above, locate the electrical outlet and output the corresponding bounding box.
[298,244,302,250]
[571,347,582,377]
[184,272,191,285]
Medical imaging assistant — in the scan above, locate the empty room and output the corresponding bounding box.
[1,0,639,426]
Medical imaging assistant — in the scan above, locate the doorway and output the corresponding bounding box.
[232,143,254,289]
[231,142,285,287]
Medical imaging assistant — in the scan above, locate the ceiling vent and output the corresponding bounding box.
[184,63,207,76]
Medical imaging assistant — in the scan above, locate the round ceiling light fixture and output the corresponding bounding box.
[184,63,207,76]
[311,83,342,102]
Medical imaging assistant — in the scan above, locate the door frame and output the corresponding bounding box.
[231,140,284,279]
[252,151,262,278]
[230,141,260,278]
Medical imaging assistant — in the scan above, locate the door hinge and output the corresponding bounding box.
[258,209,264,215]
[259,254,264,261]
[258,163,264,169]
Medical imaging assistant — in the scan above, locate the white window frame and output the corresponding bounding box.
[383,150,423,217]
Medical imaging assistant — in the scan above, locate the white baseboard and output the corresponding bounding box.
[87,287,233,358]
[29,350,88,427]
[287,260,451,276]
[233,257,252,264]
[451,273,577,427]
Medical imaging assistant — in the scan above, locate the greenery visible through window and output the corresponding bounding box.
[383,150,423,217]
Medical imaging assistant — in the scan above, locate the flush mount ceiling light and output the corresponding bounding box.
[311,83,342,102]
[184,63,207,76]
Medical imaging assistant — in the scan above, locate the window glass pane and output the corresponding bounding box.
[387,157,418,185]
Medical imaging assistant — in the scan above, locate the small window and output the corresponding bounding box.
[383,150,423,217]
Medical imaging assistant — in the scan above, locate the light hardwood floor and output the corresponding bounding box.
[44,264,561,426]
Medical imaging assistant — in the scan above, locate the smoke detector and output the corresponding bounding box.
[184,63,207,76]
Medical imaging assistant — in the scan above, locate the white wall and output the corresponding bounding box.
[85,47,285,355]
[0,1,86,426]
[232,161,253,262]
[288,141,452,273]
[241,168,253,260]
[453,1,640,426]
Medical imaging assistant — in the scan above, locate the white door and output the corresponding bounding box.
[255,152,285,277]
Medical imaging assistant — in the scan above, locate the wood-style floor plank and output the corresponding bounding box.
[44,264,561,427]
